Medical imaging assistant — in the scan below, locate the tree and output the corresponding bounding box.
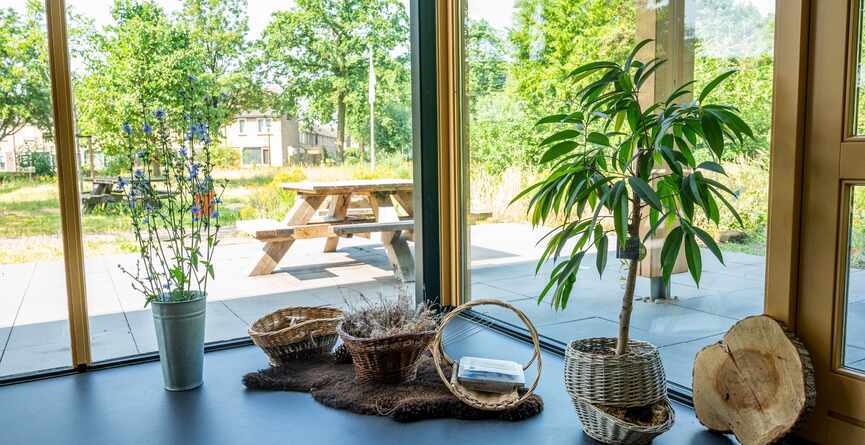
[518,42,753,354]
[257,0,409,161]
[0,1,53,142]
[509,0,634,115]
[465,18,508,108]
[75,0,259,158]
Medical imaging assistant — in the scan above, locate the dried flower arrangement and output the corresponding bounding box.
[340,292,439,340]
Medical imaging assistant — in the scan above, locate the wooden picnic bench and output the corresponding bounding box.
[239,179,416,282]
[81,176,170,212]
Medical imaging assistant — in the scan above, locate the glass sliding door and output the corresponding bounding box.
[0,0,71,377]
[460,0,777,389]
[65,0,419,363]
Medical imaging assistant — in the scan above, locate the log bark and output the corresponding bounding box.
[693,315,816,445]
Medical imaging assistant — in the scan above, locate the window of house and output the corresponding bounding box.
[238,118,246,134]
[257,118,272,134]
[262,147,271,165]
[242,147,262,165]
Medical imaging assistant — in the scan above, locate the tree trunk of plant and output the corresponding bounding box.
[616,193,642,356]
[336,91,346,163]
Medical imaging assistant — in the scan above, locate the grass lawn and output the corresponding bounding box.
[0,162,413,263]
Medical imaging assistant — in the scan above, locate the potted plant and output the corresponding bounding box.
[515,40,751,443]
[118,100,225,391]
[337,293,439,384]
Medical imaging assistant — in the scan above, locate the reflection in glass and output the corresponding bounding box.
[855,0,865,135]
[463,0,775,388]
[843,186,865,373]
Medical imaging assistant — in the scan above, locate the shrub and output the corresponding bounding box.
[211,145,240,168]
[16,151,56,176]
[238,167,307,220]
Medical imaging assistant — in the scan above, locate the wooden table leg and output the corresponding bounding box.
[323,194,350,253]
[251,240,295,276]
[382,230,415,283]
[249,194,325,276]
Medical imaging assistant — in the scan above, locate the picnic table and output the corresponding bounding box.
[239,179,416,283]
[81,176,168,212]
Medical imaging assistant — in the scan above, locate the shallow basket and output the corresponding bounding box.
[564,337,667,407]
[249,307,343,366]
[337,322,435,384]
[574,398,675,445]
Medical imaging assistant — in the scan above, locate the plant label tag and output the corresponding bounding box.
[616,237,641,260]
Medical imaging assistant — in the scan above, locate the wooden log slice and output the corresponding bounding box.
[693,315,816,445]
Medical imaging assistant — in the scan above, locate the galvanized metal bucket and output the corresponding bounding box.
[151,292,206,391]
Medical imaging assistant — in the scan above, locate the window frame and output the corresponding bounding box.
[0,0,443,385]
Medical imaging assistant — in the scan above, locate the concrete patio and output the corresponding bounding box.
[2,223,862,387]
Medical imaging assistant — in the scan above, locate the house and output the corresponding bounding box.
[0,124,54,172]
[222,111,341,167]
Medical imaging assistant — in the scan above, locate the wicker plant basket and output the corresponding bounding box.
[574,398,675,445]
[337,322,436,384]
[564,337,673,444]
[249,307,343,366]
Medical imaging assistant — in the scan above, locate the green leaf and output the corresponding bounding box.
[697,161,726,175]
[540,129,581,146]
[660,227,684,284]
[624,39,653,70]
[684,233,703,286]
[540,140,579,163]
[613,190,629,244]
[587,132,610,146]
[595,234,608,276]
[629,177,662,210]
[699,69,737,103]
[701,112,725,157]
[693,227,724,265]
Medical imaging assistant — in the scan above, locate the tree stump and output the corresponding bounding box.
[693,315,816,445]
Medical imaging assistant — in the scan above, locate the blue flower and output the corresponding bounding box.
[211,210,220,219]
[117,177,128,190]
[143,122,152,136]
[178,147,188,158]
[188,163,200,179]
[134,169,144,179]
[122,123,132,135]
[154,110,165,120]
[136,150,146,159]
[142,217,149,225]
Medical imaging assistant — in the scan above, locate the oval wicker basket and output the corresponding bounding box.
[249,307,343,366]
[431,299,542,411]
[564,337,667,407]
[573,398,675,445]
[337,322,436,384]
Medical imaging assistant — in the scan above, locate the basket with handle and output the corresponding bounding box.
[249,306,343,366]
[431,299,542,411]
[337,322,436,384]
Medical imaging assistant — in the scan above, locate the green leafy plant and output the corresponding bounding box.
[515,40,752,355]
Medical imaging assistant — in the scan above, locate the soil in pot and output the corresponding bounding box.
[596,400,669,427]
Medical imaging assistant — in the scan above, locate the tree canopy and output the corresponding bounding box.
[0,0,53,142]
[257,0,409,161]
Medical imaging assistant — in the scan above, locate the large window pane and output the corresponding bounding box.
[843,185,865,373]
[0,1,70,377]
[463,0,775,389]
[67,0,416,363]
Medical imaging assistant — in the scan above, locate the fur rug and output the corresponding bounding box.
[242,349,543,423]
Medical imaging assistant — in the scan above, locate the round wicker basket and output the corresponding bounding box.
[574,398,675,445]
[431,299,542,411]
[564,337,673,444]
[337,322,436,384]
[249,307,343,366]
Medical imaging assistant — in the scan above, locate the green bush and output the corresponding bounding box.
[238,167,307,220]
[16,152,56,176]
[211,145,240,169]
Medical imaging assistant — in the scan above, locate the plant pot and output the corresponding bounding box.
[564,337,673,444]
[337,322,435,384]
[151,292,206,391]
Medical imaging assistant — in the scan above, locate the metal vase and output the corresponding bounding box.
[151,292,206,391]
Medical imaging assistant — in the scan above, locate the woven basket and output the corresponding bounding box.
[249,307,343,366]
[573,398,675,445]
[564,337,672,444]
[337,322,435,384]
[564,337,667,407]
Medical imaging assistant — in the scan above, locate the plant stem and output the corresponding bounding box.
[616,191,642,356]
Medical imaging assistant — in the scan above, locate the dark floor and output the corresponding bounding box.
[0,318,738,445]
